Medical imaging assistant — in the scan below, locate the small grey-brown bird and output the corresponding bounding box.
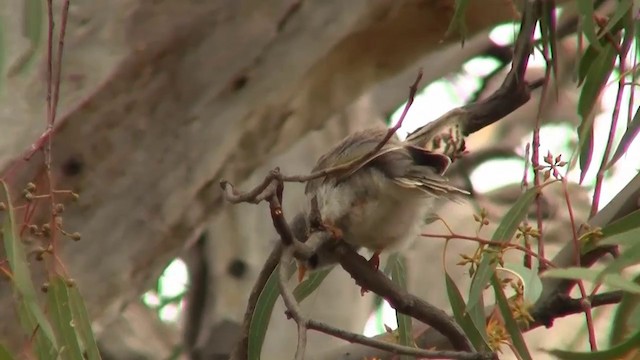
[295,126,468,283]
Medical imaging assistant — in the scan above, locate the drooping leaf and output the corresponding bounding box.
[293,268,333,301]
[608,105,640,169]
[248,260,333,359]
[445,272,490,351]
[389,255,413,358]
[247,263,292,360]
[576,0,602,51]
[1,181,58,350]
[547,327,640,359]
[543,267,640,294]
[609,274,640,346]
[599,0,633,40]
[599,225,640,248]
[0,343,15,360]
[67,284,101,360]
[539,0,559,82]
[576,40,618,182]
[47,276,83,360]
[467,187,538,311]
[600,209,640,238]
[599,241,640,276]
[445,0,471,43]
[491,276,532,360]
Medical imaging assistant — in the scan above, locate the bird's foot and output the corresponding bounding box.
[322,221,343,240]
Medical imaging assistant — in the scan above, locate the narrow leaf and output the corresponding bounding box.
[576,42,617,181]
[467,187,538,311]
[608,105,640,168]
[47,276,83,360]
[247,264,291,360]
[576,0,602,50]
[599,0,633,39]
[445,0,471,43]
[445,272,489,350]
[67,285,101,360]
[609,274,640,346]
[0,344,14,360]
[548,327,640,359]
[16,301,55,360]
[390,255,413,358]
[293,268,333,301]
[601,209,640,238]
[599,242,640,277]
[491,276,532,360]
[543,267,640,294]
[248,260,333,359]
[0,181,58,349]
[599,226,640,247]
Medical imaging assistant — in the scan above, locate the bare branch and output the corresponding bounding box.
[528,291,623,330]
[280,69,423,184]
[306,318,494,360]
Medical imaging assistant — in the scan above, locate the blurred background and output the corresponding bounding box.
[0,1,638,359]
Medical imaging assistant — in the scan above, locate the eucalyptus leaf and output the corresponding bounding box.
[467,187,537,312]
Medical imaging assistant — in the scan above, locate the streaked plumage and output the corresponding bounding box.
[297,127,467,274]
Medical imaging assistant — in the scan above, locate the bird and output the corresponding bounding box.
[294,126,468,286]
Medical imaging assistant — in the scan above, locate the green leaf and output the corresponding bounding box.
[576,0,602,50]
[389,255,413,358]
[609,274,640,346]
[599,0,633,40]
[248,264,290,360]
[499,263,543,304]
[599,225,640,247]
[47,276,83,360]
[577,45,601,86]
[577,122,595,184]
[248,261,333,359]
[16,301,56,360]
[0,344,14,360]
[599,241,640,276]
[547,327,640,359]
[601,209,640,238]
[576,42,617,181]
[543,267,640,294]
[539,1,559,81]
[67,284,101,360]
[491,276,532,360]
[466,187,538,311]
[293,268,333,301]
[445,272,490,351]
[445,0,471,43]
[0,181,58,350]
[608,105,640,169]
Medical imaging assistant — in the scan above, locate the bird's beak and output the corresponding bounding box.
[297,263,307,283]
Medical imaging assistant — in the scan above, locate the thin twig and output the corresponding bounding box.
[527,291,623,330]
[278,250,307,360]
[561,178,598,351]
[421,232,556,269]
[306,319,494,360]
[280,69,423,183]
[329,239,476,352]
